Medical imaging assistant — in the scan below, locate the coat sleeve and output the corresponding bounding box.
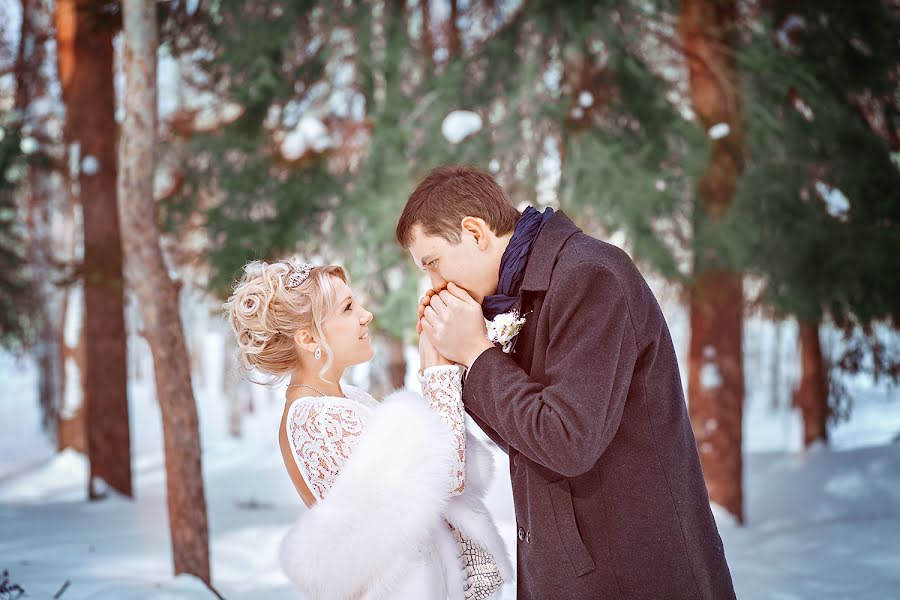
[464,405,510,455]
[462,261,638,478]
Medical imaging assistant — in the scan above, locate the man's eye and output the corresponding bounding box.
[428,260,437,268]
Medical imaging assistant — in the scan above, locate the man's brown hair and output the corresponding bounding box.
[396,165,521,248]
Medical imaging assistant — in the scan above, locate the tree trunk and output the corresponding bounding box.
[793,320,829,447]
[15,0,65,438]
[386,336,407,390]
[56,0,132,499]
[421,0,433,64]
[223,334,243,439]
[119,0,211,583]
[680,0,746,523]
[448,0,461,57]
[687,271,744,520]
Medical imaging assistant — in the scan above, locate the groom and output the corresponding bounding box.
[397,165,735,599]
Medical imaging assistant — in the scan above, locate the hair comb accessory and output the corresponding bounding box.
[286,263,315,289]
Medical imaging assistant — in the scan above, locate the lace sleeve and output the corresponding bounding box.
[420,365,466,495]
[286,399,366,502]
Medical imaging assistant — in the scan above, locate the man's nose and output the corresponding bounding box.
[429,273,447,290]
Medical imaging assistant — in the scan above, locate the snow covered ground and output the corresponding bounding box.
[1,308,899,599]
[719,445,900,599]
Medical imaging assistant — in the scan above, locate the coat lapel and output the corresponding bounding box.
[507,211,581,368]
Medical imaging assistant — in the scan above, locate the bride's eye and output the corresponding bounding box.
[345,301,353,312]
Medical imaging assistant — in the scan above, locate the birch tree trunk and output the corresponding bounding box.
[386,336,407,390]
[118,0,211,582]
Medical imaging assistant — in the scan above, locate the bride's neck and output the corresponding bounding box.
[287,363,346,399]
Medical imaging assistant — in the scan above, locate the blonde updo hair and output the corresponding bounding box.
[224,259,348,383]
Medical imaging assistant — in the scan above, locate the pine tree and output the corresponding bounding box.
[15,0,65,436]
[675,0,747,523]
[735,0,900,446]
[0,117,34,351]
[163,0,337,297]
[165,0,504,389]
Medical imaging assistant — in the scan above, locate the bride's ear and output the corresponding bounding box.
[293,328,319,354]
[461,216,490,250]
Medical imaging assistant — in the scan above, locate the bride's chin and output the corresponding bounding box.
[353,350,375,365]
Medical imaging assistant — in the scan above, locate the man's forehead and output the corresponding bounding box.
[409,226,441,258]
[409,224,429,246]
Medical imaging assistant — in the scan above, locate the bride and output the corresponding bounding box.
[224,259,512,599]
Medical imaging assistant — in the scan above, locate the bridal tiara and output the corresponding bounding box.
[285,262,315,289]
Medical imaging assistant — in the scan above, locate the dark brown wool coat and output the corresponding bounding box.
[463,212,736,599]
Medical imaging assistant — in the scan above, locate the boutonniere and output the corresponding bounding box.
[486,309,527,353]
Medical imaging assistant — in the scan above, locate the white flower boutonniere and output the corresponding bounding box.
[486,309,527,353]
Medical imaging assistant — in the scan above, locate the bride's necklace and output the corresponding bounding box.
[286,382,345,398]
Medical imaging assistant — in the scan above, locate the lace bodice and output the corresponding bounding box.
[285,373,465,502]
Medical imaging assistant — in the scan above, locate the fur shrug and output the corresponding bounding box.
[278,389,513,599]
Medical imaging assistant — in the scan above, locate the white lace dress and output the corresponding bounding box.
[285,365,484,599]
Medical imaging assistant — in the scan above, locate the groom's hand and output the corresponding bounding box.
[420,282,493,369]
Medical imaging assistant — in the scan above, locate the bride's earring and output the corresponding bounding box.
[314,347,322,360]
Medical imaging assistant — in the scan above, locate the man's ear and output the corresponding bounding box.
[460,216,490,250]
[293,328,319,354]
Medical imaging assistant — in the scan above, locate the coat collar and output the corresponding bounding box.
[519,210,581,292]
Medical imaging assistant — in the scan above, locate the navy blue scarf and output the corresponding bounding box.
[482,206,554,320]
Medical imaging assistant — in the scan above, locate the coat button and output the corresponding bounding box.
[518,527,525,541]
[525,531,532,544]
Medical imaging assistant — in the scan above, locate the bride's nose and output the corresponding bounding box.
[361,311,373,325]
